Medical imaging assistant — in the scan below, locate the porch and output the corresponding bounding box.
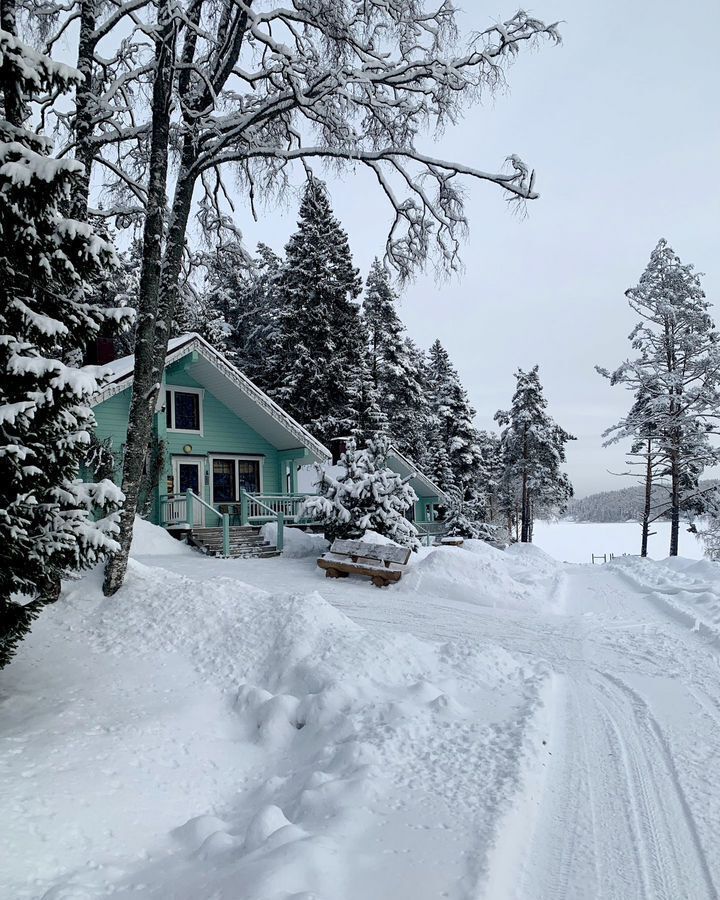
[160,490,311,529]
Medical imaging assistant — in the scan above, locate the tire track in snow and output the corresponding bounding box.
[503,566,719,900]
[597,672,718,900]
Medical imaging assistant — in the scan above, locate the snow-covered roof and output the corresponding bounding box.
[387,446,451,504]
[92,333,331,463]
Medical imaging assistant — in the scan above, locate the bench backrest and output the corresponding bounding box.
[330,538,411,566]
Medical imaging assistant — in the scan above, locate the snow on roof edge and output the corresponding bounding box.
[388,445,451,503]
[93,333,331,463]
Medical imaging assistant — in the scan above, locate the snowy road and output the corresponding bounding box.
[178,545,720,899]
[488,565,720,900]
[4,532,720,900]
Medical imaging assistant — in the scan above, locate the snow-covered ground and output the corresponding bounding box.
[533,518,705,563]
[2,521,720,899]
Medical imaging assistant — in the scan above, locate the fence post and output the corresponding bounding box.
[240,490,249,525]
[276,512,284,553]
[186,490,193,527]
[222,512,230,558]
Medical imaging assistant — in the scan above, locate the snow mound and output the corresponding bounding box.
[610,554,720,638]
[130,516,194,557]
[401,542,559,611]
[262,522,328,558]
[5,539,549,899]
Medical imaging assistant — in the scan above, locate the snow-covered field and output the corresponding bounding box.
[533,518,705,563]
[2,521,720,899]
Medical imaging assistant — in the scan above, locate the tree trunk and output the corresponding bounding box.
[0,0,23,126]
[520,468,530,542]
[640,438,653,558]
[69,0,97,219]
[102,0,176,596]
[669,450,680,557]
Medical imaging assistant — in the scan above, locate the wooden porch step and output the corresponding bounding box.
[187,525,280,559]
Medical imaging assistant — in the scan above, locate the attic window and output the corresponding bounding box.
[166,387,203,433]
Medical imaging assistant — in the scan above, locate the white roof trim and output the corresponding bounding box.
[92,333,331,462]
[387,446,451,503]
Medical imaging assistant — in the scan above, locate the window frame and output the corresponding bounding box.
[209,454,264,504]
[166,386,204,435]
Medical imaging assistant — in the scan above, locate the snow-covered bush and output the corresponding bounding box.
[302,437,419,549]
[0,29,132,668]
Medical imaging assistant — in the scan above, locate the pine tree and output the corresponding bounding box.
[302,437,419,548]
[362,259,425,454]
[598,239,720,556]
[495,367,575,543]
[271,178,364,444]
[425,340,484,501]
[0,27,130,667]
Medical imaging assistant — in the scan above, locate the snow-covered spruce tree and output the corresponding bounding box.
[425,340,484,501]
[302,437,419,549]
[495,367,575,543]
[363,259,425,454]
[598,239,720,556]
[271,178,364,444]
[0,28,129,667]
[199,242,283,385]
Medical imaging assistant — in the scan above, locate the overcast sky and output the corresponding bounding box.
[227,0,720,498]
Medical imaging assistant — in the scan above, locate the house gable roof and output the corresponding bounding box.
[92,333,331,462]
[387,446,451,504]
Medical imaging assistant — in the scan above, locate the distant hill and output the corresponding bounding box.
[564,481,719,523]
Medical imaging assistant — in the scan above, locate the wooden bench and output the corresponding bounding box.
[317,539,411,588]
[435,535,464,547]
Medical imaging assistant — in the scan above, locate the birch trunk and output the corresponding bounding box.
[69,0,96,219]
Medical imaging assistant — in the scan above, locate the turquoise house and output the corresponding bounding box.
[90,333,449,547]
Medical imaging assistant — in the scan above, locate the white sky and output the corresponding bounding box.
[218,2,720,497]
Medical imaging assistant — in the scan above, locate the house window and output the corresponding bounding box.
[212,459,236,503]
[165,387,203,433]
[210,455,262,503]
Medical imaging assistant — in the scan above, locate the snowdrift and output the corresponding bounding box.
[610,554,720,640]
[2,522,549,899]
[401,538,560,612]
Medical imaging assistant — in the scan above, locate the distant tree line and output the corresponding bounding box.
[564,481,719,525]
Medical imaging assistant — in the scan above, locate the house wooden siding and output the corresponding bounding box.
[162,361,282,495]
[91,353,307,526]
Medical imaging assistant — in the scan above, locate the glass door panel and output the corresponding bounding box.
[212,459,236,503]
[238,460,260,494]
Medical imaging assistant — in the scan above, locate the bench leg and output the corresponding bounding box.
[371,575,388,588]
[325,568,348,579]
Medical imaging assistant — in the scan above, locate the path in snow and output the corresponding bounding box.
[160,547,720,899]
[488,565,720,900]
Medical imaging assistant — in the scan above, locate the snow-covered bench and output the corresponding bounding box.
[317,539,411,588]
[435,535,464,547]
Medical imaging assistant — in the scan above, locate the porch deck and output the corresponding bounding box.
[160,491,311,528]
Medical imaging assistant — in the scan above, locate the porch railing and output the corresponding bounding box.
[415,521,449,547]
[244,492,309,523]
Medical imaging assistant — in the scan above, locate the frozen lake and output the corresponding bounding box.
[532,520,705,563]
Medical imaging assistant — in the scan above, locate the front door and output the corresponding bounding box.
[172,457,205,525]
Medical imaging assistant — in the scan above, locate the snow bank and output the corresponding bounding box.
[610,555,720,640]
[262,522,328,558]
[2,549,546,899]
[401,539,560,611]
[130,515,194,556]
